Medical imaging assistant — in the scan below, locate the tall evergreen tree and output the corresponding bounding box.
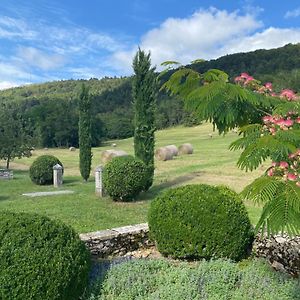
[78,84,92,181]
[132,48,157,190]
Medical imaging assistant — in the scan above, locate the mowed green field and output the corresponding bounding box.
[0,123,264,233]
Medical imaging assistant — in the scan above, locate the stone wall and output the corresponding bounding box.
[253,234,300,277]
[79,223,153,258]
[80,223,300,276]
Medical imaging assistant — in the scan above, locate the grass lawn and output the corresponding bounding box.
[0,123,264,233]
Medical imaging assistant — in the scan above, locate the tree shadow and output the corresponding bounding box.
[138,172,201,201]
[85,257,134,298]
[0,195,10,201]
[63,178,80,185]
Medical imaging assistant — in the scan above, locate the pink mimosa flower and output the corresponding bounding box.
[283,119,294,127]
[287,173,297,181]
[263,115,273,123]
[267,168,274,176]
[275,118,285,126]
[280,89,296,100]
[240,72,250,79]
[270,92,277,97]
[279,161,289,169]
[269,127,276,134]
[265,82,272,90]
[234,76,242,82]
[245,76,254,84]
[295,117,300,124]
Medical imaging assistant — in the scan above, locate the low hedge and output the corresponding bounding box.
[148,184,254,261]
[86,259,300,300]
[103,155,148,201]
[29,155,63,185]
[0,211,91,300]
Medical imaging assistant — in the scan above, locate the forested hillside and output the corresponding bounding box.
[190,43,300,91]
[0,43,299,148]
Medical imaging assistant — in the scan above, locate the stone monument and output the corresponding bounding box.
[53,164,63,187]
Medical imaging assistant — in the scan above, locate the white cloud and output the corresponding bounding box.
[17,47,66,70]
[221,27,300,54]
[285,8,300,18]
[111,7,300,75]
[0,16,36,39]
[0,61,31,79]
[0,80,20,90]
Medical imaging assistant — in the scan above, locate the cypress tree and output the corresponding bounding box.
[132,48,157,190]
[78,84,92,181]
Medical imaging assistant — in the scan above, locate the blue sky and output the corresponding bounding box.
[0,0,299,89]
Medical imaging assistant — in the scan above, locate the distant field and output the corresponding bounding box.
[0,123,264,233]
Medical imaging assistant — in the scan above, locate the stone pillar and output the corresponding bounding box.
[95,165,104,197]
[53,164,63,187]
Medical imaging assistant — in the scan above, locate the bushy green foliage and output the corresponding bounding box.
[86,259,300,300]
[103,155,148,201]
[79,84,92,181]
[0,211,91,300]
[148,184,253,261]
[132,49,157,190]
[0,103,34,169]
[29,155,63,185]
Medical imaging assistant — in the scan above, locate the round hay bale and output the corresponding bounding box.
[165,145,178,156]
[69,147,76,151]
[178,143,193,155]
[155,147,173,161]
[101,150,115,163]
[107,150,128,161]
[101,150,128,163]
[111,143,117,147]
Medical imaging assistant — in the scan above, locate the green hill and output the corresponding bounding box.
[1,43,299,148]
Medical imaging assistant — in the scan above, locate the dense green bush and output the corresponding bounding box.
[103,155,148,201]
[148,184,253,261]
[0,211,91,300]
[86,259,300,300]
[29,154,63,185]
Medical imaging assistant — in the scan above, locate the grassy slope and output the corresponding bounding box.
[0,123,263,233]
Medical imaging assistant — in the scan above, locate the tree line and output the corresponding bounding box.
[0,43,299,149]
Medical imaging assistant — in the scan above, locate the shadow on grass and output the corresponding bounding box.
[63,178,81,185]
[139,172,200,201]
[0,195,10,202]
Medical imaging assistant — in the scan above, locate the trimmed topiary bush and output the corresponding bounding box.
[148,184,253,261]
[103,155,148,201]
[0,211,91,300]
[30,155,63,185]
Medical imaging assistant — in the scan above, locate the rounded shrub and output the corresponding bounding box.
[0,211,91,300]
[30,155,63,185]
[103,155,148,201]
[148,184,253,261]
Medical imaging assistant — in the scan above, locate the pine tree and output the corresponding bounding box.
[78,84,92,181]
[132,49,157,190]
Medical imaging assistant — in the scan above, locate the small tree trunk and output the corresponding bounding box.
[6,156,10,169]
